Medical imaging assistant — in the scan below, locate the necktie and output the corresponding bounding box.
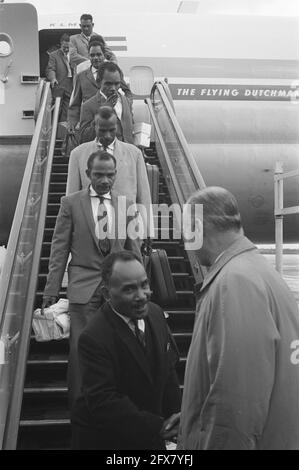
[132,319,146,348]
[96,142,109,153]
[97,196,110,255]
[65,54,72,78]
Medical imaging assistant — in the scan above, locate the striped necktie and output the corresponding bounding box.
[97,196,110,256]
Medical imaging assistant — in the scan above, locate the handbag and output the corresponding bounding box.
[62,129,80,157]
[142,239,177,307]
[32,299,70,342]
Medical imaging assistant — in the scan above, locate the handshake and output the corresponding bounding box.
[160,412,180,441]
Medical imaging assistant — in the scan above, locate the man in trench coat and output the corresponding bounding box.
[178,186,299,450]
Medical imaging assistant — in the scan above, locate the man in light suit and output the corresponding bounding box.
[69,13,116,69]
[42,151,141,406]
[80,62,134,144]
[66,106,152,236]
[71,251,181,449]
[46,34,73,123]
[67,40,105,134]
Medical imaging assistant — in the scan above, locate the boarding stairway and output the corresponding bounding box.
[0,80,206,449]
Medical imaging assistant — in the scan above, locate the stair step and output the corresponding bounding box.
[51,173,68,183]
[24,387,68,394]
[19,419,70,427]
[52,164,68,173]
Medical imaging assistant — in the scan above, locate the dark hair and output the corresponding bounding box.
[95,106,117,124]
[87,150,116,171]
[88,39,104,52]
[80,14,93,22]
[188,186,242,233]
[60,34,70,43]
[102,251,143,286]
[97,61,123,83]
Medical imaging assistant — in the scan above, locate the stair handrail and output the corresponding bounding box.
[0,85,61,449]
[145,80,206,283]
[34,78,46,121]
[274,162,299,274]
[155,80,206,190]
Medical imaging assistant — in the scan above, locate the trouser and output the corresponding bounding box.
[67,284,104,409]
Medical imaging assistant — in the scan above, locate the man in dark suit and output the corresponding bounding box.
[71,251,181,450]
[69,13,116,69]
[42,151,141,406]
[46,33,74,123]
[79,62,134,144]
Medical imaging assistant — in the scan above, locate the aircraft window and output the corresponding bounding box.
[0,34,13,57]
[129,66,154,97]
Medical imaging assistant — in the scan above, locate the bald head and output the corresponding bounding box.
[188,186,242,235]
[185,187,243,266]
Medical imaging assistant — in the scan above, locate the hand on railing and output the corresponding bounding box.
[41,296,57,315]
[50,79,59,88]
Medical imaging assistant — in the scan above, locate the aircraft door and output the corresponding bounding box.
[0,3,39,136]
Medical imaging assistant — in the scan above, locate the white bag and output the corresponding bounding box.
[133,122,151,148]
[32,298,70,342]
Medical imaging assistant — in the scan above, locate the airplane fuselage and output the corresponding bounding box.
[1,4,298,243]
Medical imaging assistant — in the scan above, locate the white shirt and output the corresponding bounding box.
[100,90,122,121]
[110,304,146,334]
[81,33,91,42]
[95,138,116,155]
[65,53,72,77]
[89,186,113,234]
[91,66,98,82]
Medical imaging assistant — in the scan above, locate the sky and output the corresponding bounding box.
[4,0,299,17]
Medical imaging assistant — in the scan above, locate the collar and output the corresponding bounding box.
[109,303,135,327]
[91,66,98,75]
[111,304,132,326]
[95,138,116,152]
[81,33,91,41]
[213,250,227,265]
[89,185,111,199]
[100,90,120,100]
[200,236,257,293]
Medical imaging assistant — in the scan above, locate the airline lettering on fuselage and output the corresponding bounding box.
[49,23,79,28]
[171,84,299,101]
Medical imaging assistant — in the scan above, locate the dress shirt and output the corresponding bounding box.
[91,66,98,82]
[95,138,116,155]
[89,186,113,234]
[100,90,122,121]
[110,303,145,334]
[65,53,72,77]
[81,33,91,42]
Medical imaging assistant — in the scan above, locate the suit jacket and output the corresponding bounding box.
[69,32,116,68]
[71,301,181,449]
[68,68,100,126]
[46,49,73,94]
[44,189,141,304]
[80,91,134,144]
[66,138,151,203]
